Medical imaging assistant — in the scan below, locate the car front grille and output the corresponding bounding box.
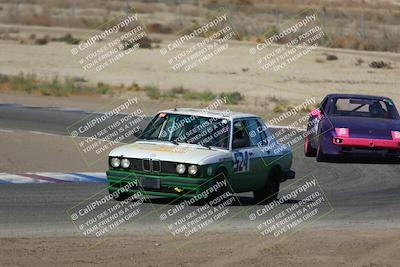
[142,159,151,171]
[139,159,173,173]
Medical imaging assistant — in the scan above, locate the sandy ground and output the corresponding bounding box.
[1,229,399,267]
[0,24,399,106]
[0,24,399,122]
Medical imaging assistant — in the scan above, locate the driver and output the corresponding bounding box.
[369,102,385,118]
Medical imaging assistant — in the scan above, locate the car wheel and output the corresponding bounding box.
[316,138,327,162]
[254,167,281,204]
[304,135,317,157]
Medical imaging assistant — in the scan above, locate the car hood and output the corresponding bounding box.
[329,116,400,138]
[109,141,230,165]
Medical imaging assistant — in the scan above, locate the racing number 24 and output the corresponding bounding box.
[233,151,250,173]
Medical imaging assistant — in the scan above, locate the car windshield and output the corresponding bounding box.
[139,113,231,149]
[328,97,399,119]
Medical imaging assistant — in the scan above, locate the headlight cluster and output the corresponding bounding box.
[110,157,130,169]
[176,164,198,175]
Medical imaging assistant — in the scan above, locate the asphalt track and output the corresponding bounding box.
[0,104,151,137]
[0,104,399,238]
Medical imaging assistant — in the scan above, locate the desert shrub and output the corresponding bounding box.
[197,90,216,101]
[0,73,10,83]
[144,85,161,99]
[273,104,286,113]
[147,23,173,34]
[326,54,338,60]
[286,105,294,112]
[121,39,138,50]
[163,86,188,98]
[72,76,88,83]
[52,33,80,45]
[35,36,50,45]
[121,36,160,50]
[45,76,65,96]
[171,86,187,95]
[2,72,114,96]
[95,82,110,94]
[182,90,216,101]
[10,73,37,93]
[127,83,141,91]
[219,91,244,104]
[355,58,364,66]
[369,61,392,69]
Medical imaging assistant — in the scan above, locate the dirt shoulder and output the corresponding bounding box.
[1,228,399,267]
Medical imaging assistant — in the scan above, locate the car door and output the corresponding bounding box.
[230,119,264,192]
[255,118,280,174]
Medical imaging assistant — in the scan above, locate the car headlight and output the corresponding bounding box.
[188,165,198,175]
[176,164,186,174]
[121,158,130,169]
[110,157,120,168]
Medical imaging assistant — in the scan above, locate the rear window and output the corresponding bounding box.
[328,97,399,119]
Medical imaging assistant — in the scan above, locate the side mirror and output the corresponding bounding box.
[134,129,143,138]
[232,138,247,149]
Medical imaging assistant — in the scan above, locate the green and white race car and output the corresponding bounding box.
[106,108,295,203]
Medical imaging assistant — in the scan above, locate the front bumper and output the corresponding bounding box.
[106,169,209,198]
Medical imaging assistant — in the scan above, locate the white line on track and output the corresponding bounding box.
[29,131,57,136]
[0,172,106,184]
[0,129,14,133]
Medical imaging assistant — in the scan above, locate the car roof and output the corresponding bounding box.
[157,108,258,120]
[326,93,391,100]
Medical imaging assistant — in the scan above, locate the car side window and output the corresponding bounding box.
[243,119,262,147]
[232,120,250,149]
[256,120,269,146]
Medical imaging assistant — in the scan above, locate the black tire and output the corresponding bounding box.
[254,167,281,204]
[304,135,317,157]
[316,139,327,162]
